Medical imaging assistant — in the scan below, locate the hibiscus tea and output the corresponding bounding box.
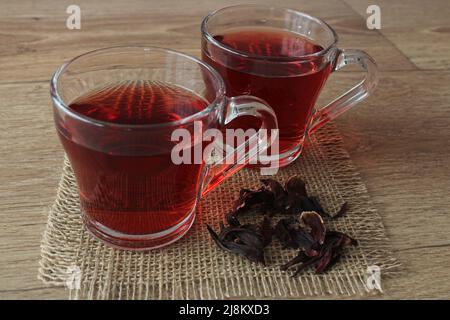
[56,80,208,236]
[202,27,332,155]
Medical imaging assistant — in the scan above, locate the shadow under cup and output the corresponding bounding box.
[51,47,226,250]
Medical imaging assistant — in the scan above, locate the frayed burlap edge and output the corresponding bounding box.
[38,124,401,299]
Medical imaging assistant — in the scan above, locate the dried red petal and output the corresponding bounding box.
[261,179,285,198]
[308,196,328,217]
[206,223,266,264]
[261,179,287,210]
[281,251,309,271]
[233,187,274,214]
[292,255,322,276]
[275,217,316,250]
[225,213,240,227]
[326,230,358,248]
[301,211,326,245]
[285,175,308,197]
[259,216,274,247]
[333,202,349,219]
[314,248,333,273]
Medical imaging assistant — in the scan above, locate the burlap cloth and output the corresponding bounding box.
[38,124,400,299]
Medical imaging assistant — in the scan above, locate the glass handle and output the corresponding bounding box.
[308,49,378,134]
[201,95,278,196]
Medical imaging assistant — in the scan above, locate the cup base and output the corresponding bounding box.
[84,208,196,251]
[249,139,305,172]
[276,144,304,168]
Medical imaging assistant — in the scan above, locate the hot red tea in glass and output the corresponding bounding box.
[51,47,277,250]
[202,5,378,167]
[61,81,207,236]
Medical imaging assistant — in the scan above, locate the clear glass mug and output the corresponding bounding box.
[51,47,278,250]
[202,5,378,167]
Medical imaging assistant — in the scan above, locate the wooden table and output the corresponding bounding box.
[1,0,449,299]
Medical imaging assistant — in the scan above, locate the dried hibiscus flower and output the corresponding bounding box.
[233,187,274,215]
[274,211,326,257]
[206,175,357,275]
[274,217,317,252]
[233,175,348,218]
[258,215,274,247]
[261,179,287,211]
[300,211,326,245]
[282,229,358,275]
[285,175,308,197]
[206,215,267,264]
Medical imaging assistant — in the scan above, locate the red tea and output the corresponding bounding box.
[202,27,332,154]
[57,80,208,235]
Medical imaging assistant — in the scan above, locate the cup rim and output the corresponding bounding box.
[50,46,226,129]
[201,4,339,62]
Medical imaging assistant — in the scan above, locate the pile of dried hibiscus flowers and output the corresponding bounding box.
[206,175,357,275]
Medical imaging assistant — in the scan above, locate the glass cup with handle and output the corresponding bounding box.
[201,5,378,167]
[51,46,278,250]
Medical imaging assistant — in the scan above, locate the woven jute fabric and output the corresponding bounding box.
[38,124,400,299]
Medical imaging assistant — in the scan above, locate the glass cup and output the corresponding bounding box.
[201,5,378,167]
[51,46,278,250]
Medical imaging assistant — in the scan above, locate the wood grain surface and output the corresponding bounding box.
[0,0,449,299]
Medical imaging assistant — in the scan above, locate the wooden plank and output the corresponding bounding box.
[0,0,414,83]
[0,81,64,297]
[384,247,450,299]
[0,0,449,299]
[1,69,450,298]
[317,70,450,298]
[0,287,66,300]
[325,70,450,249]
[343,0,450,69]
